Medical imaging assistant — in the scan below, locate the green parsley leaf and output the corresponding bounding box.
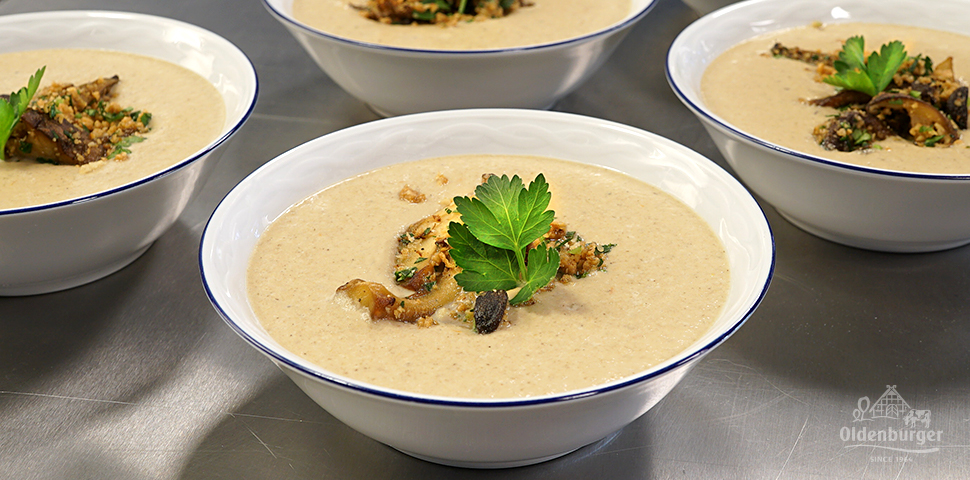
[867,40,907,94]
[823,37,906,97]
[453,174,554,272]
[835,36,867,72]
[449,174,559,305]
[449,222,519,292]
[510,243,560,304]
[0,66,45,161]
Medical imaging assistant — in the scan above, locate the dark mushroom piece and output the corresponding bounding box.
[769,42,836,66]
[944,86,968,130]
[69,75,119,108]
[907,81,941,105]
[2,75,122,165]
[815,109,891,152]
[473,290,508,334]
[808,90,872,109]
[866,92,960,146]
[5,109,107,165]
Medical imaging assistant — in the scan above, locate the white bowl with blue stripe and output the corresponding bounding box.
[263,0,657,116]
[667,0,970,252]
[200,109,774,468]
[0,11,257,295]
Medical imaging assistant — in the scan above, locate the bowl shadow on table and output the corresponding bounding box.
[0,248,138,390]
[177,373,694,479]
[726,202,970,391]
[0,220,236,480]
[0,219,211,402]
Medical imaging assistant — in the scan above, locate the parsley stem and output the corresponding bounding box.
[514,248,527,283]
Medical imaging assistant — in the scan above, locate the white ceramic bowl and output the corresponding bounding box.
[0,11,257,295]
[201,109,774,468]
[262,0,656,116]
[667,0,970,252]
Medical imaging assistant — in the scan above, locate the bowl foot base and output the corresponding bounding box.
[776,210,970,253]
[393,446,579,469]
[365,100,559,118]
[390,429,622,469]
[0,243,153,296]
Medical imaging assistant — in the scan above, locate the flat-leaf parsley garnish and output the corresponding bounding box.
[448,174,559,305]
[0,67,45,161]
[823,36,906,97]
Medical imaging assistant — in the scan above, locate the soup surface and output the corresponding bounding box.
[247,154,730,398]
[291,0,631,50]
[0,49,225,209]
[702,23,970,174]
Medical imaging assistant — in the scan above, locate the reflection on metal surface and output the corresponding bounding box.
[2,0,970,478]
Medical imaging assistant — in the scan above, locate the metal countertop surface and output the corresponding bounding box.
[1,0,968,478]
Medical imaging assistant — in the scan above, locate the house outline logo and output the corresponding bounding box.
[853,385,929,427]
[840,385,943,454]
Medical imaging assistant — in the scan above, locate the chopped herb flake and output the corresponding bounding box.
[394,267,417,282]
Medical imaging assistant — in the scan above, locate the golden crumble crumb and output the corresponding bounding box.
[398,185,426,203]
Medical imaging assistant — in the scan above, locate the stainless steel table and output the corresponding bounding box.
[1,0,968,478]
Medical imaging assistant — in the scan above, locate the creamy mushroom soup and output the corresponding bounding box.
[247,154,729,399]
[291,0,631,50]
[702,23,970,174]
[0,49,225,209]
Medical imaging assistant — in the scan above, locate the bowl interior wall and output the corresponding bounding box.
[0,11,256,140]
[202,110,772,401]
[266,0,657,43]
[669,0,970,116]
